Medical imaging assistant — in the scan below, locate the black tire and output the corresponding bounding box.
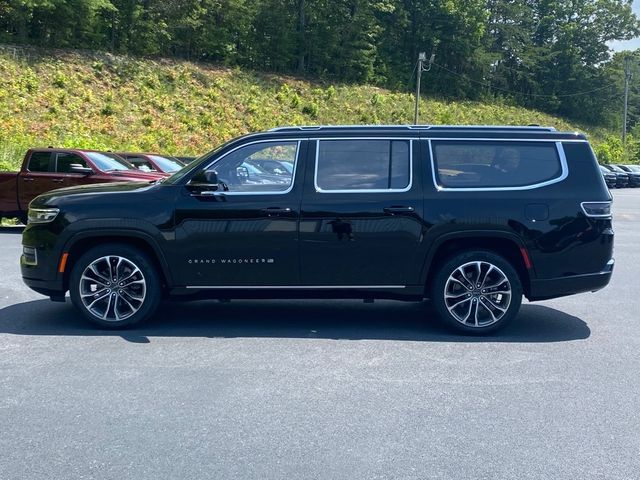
[431,250,523,335]
[69,243,162,328]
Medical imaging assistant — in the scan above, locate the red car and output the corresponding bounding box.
[0,148,166,222]
[116,152,185,174]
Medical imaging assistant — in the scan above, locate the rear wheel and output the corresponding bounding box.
[431,250,522,335]
[69,244,162,328]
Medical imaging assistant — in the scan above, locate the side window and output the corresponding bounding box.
[204,141,298,193]
[432,141,562,189]
[129,157,155,172]
[315,139,411,192]
[55,153,89,173]
[27,152,52,172]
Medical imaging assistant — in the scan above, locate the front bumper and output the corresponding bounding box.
[21,248,65,298]
[528,259,614,301]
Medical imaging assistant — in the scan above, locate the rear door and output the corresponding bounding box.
[18,151,56,208]
[299,137,425,287]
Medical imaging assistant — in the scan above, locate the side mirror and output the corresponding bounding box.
[70,164,94,175]
[187,170,219,191]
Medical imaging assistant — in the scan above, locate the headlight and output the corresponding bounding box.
[27,207,60,224]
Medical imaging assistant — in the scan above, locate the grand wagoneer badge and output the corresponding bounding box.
[188,258,275,264]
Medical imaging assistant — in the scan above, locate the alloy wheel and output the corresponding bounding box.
[79,255,147,322]
[443,261,512,328]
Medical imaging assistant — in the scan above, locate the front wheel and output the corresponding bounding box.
[431,250,523,335]
[69,244,162,328]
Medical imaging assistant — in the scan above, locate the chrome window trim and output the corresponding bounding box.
[198,139,302,196]
[428,139,569,192]
[313,137,416,194]
[185,285,406,290]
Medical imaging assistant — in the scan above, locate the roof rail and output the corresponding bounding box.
[269,124,557,132]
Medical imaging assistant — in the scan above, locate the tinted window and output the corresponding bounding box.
[148,155,184,172]
[128,157,155,172]
[316,140,410,191]
[204,141,298,193]
[27,152,51,172]
[84,152,132,171]
[56,152,89,173]
[432,141,562,188]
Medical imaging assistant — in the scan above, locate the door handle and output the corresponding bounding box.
[51,179,64,184]
[22,177,34,182]
[261,207,292,216]
[383,206,415,215]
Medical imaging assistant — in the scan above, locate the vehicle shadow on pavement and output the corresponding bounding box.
[0,298,590,343]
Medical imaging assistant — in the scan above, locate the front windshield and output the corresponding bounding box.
[608,165,625,173]
[625,165,640,172]
[85,152,133,171]
[149,155,184,172]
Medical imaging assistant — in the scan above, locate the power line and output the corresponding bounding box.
[433,63,618,98]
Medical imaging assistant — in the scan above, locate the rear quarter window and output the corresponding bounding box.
[432,141,563,189]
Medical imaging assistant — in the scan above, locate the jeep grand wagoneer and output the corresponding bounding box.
[21,125,614,333]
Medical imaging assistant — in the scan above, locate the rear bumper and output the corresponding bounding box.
[528,259,614,301]
[627,176,640,187]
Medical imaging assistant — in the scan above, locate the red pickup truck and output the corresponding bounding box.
[0,148,166,222]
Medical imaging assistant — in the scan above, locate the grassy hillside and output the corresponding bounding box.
[0,47,614,171]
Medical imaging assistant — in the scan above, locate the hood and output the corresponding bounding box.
[31,181,161,207]
[106,169,167,180]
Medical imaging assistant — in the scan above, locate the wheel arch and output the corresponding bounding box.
[421,232,532,298]
[61,229,173,292]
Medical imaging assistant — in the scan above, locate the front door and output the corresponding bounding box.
[299,138,424,287]
[53,151,95,188]
[170,139,306,287]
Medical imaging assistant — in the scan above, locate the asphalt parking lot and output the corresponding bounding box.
[1,190,639,480]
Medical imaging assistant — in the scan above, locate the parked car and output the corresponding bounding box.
[0,148,165,223]
[20,125,614,334]
[237,161,291,186]
[602,164,629,188]
[599,165,617,188]
[247,158,295,176]
[116,152,185,174]
[615,164,640,187]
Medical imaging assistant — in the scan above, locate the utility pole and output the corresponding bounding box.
[414,52,435,125]
[623,55,632,144]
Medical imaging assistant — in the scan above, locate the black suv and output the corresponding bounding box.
[20,125,614,334]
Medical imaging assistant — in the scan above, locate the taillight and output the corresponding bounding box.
[581,201,612,218]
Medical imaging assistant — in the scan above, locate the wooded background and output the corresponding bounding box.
[1,1,639,137]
